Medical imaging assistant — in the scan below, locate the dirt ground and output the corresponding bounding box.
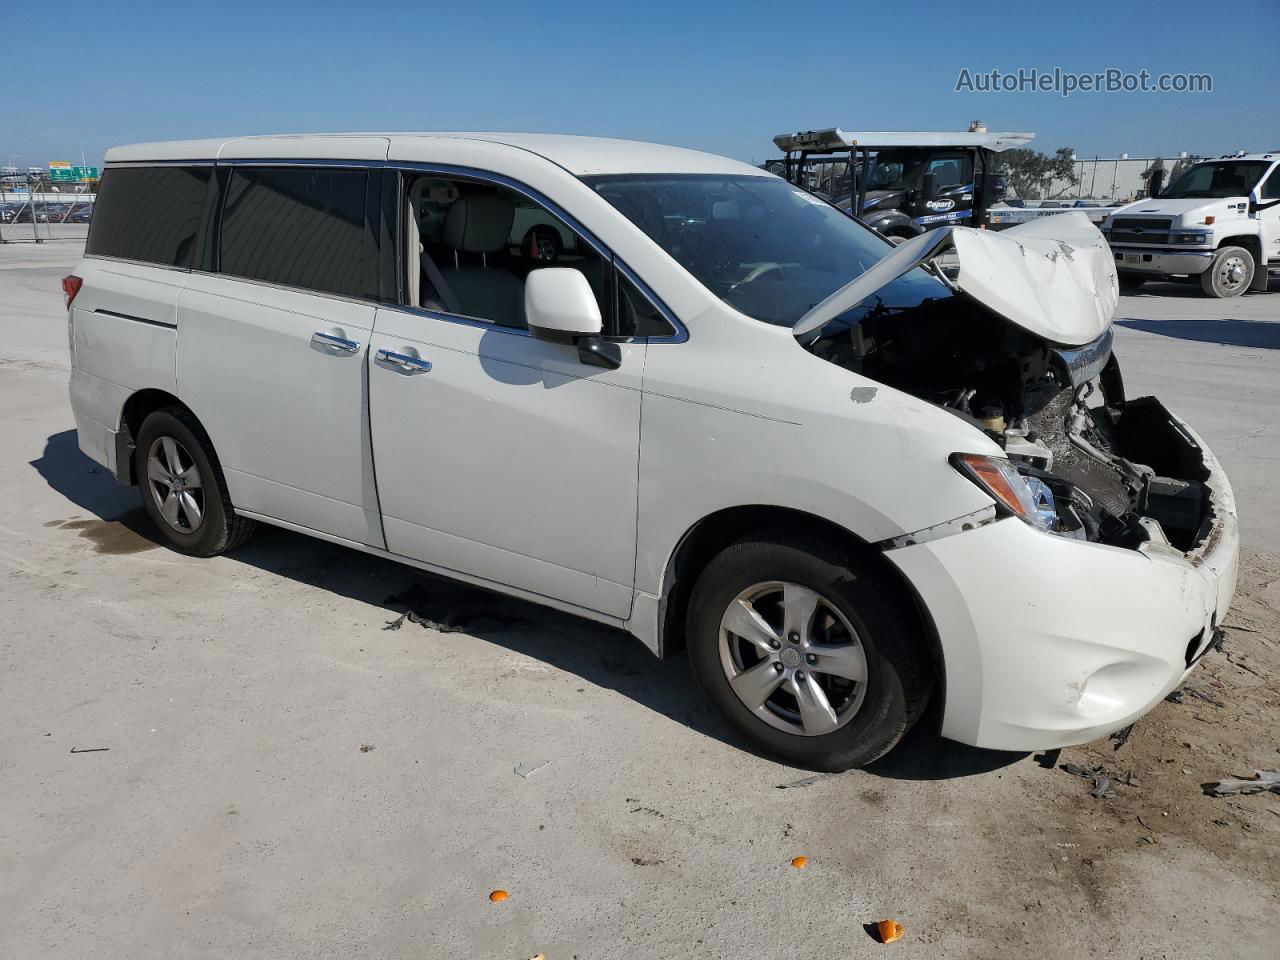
[1033,547,1280,939]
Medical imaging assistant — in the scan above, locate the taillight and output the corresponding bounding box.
[62,274,82,309]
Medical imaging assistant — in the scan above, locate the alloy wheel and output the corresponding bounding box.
[146,436,205,533]
[718,581,869,736]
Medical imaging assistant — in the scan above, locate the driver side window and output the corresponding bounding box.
[403,174,673,339]
[927,155,972,188]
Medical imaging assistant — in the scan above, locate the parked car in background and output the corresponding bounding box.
[65,134,1238,770]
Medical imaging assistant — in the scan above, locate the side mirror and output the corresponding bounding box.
[982,173,1007,201]
[921,172,939,202]
[525,268,620,369]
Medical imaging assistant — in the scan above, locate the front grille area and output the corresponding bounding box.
[1109,217,1174,245]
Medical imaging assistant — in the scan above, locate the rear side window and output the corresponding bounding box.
[219,167,369,298]
[86,166,211,267]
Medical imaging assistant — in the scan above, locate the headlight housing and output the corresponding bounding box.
[1173,231,1210,245]
[951,453,1059,533]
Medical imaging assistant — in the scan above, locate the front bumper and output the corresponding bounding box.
[1110,245,1214,276]
[887,411,1239,751]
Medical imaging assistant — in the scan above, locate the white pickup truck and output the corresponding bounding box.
[1101,153,1280,297]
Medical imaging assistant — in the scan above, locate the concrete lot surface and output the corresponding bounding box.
[2,242,1278,959]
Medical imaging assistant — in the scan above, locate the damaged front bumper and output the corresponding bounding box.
[885,406,1239,751]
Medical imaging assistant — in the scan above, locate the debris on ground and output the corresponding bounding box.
[1164,680,1225,707]
[68,746,109,754]
[1061,762,1138,799]
[630,857,663,866]
[383,609,461,633]
[876,919,905,944]
[488,890,509,903]
[382,581,530,634]
[775,772,840,790]
[1203,769,1280,797]
[1109,724,1135,750]
[359,744,375,753]
[514,760,551,779]
[790,856,807,869]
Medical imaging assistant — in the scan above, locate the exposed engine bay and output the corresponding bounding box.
[808,298,1215,554]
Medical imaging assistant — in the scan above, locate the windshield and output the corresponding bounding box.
[585,174,916,326]
[1161,160,1270,199]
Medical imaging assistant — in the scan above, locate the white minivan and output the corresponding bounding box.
[67,133,1239,769]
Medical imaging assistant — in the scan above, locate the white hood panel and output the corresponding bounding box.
[793,212,1119,347]
[951,213,1118,346]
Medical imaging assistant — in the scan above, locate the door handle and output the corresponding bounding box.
[311,330,360,353]
[376,348,432,372]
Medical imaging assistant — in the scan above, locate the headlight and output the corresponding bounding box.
[1173,231,1210,244]
[951,453,1059,532]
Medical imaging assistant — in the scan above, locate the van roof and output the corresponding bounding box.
[104,133,768,177]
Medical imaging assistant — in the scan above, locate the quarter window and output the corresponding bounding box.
[219,167,369,298]
[616,272,674,338]
[86,166,210,267]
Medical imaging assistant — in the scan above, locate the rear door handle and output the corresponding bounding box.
[376,348,432,372]
[311,330,360,353]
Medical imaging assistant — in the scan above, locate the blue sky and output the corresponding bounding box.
[6,0,1277,169]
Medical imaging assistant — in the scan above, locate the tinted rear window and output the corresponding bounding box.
[219,167,369,298]
[86,166,211,267]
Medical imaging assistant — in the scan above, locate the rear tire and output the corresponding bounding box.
[1199,246,1254,298]
[686,532,932,770]
[134,407,256,557]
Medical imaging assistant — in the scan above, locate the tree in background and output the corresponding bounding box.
[996,147,1079,200]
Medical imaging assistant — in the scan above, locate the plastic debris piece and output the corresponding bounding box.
[1166,681,1224,707]
[790,856,807,869]
[1061,762,1132,798]
[1204,769,1280,797]
[359,744,375,753]
[1109,724,1134,750]
[1089,776,1115,799]
[877,919,905,943]
[514,760,551,779]
[489,890,509,902]
[775,772,839,789]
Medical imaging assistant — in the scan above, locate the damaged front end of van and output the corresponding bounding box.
[796,214,1240,750]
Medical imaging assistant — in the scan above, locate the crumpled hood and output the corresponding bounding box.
[793,212,1118,346]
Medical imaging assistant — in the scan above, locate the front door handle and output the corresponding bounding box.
[312,330,360,353]
[376,348,432,372]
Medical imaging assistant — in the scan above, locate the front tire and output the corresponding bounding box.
[134,407,256,556]
[686,533,932,770]
[1200,246,1254,298]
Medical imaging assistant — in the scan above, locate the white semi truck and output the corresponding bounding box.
[1101,152,1280,297]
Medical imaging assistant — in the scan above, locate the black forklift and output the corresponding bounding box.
[769,126,1032,241]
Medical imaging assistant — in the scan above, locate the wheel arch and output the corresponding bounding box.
[116,389,203,485]
[1218,233,1261,261]
[654,504,944,687]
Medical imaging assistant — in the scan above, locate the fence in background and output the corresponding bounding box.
[0,178,95,242]
[1044,156,1201,202]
